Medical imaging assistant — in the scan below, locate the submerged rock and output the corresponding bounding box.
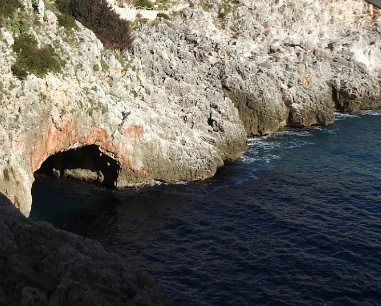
[0,193,171,306]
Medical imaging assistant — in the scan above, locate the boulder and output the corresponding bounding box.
[0,193,171,306]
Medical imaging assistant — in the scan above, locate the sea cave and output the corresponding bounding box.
[35,145,120,188]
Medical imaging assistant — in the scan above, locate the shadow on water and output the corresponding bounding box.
[31,144,123,238]
[31,175,119,239]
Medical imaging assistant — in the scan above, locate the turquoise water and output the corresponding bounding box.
[31,111,381,305]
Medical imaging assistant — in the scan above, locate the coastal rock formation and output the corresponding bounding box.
[0,0,381,215]
[0,192,171,305]
[0,0,247,216]
[130,0,381,134]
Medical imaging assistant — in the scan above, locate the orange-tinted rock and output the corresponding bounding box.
[125,125,144,139]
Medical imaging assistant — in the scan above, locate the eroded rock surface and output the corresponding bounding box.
[130,0,381,134]
[0,0,381,215]
[0,193,171,306]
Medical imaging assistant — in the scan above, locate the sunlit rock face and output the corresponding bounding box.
[130,0,381,134]
[1,0,381,215]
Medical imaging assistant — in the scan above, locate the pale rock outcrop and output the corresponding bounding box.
[1,30,14,46]
[0,0,381,215]
[36,0,45,23]
[128,0,381,133]
[0,193,171,305]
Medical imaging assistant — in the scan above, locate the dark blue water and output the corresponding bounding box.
[31,111,381,306]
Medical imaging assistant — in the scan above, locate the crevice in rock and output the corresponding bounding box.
[332,85,356,112]
[332,86,345,111]
[35,145,120,188]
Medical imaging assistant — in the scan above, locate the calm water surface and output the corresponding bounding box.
[31,111,381,306]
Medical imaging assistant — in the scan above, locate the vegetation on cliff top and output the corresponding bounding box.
[1,0,132,79]
[56,0,133,50]
[0,0,65,79]
[114,0,173,11]
[133,0,154,8]
[2,0,133,50]
[0,0,22,27]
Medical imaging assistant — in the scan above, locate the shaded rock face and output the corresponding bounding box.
[1,0,381,215]
[332,86,381,112]
[224,88,288,136]
[0,193,171,306]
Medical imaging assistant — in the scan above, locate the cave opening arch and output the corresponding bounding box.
[35,145,121,188]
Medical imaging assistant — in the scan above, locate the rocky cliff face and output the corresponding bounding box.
[0,0,381,215]
[0,192,171,305]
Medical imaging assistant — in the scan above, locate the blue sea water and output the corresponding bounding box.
[31,111,381,306]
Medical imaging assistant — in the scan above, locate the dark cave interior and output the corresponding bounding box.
[36,145,120,187]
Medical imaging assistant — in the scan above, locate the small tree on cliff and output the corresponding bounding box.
[56,0,133,50]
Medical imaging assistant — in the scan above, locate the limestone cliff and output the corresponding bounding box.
[1,0,381,215]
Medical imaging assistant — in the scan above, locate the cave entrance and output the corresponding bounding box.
[35,145,120,188]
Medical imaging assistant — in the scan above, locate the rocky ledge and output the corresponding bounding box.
[0,192,171,306]
[0,0,381,215]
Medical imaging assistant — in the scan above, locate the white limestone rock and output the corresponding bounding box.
[37,0,45,23]
[1,30,14,46]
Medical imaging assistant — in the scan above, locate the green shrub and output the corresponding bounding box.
[199,1,212,11]
[0,0,22,27]
[43,1,78,30]
[56,12,78,29]
[56,0,133,50]
[12,33,65,79]
[8,11,32,35]
[134,0,153,8]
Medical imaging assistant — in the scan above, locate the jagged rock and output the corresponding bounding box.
[0,193,171,306]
